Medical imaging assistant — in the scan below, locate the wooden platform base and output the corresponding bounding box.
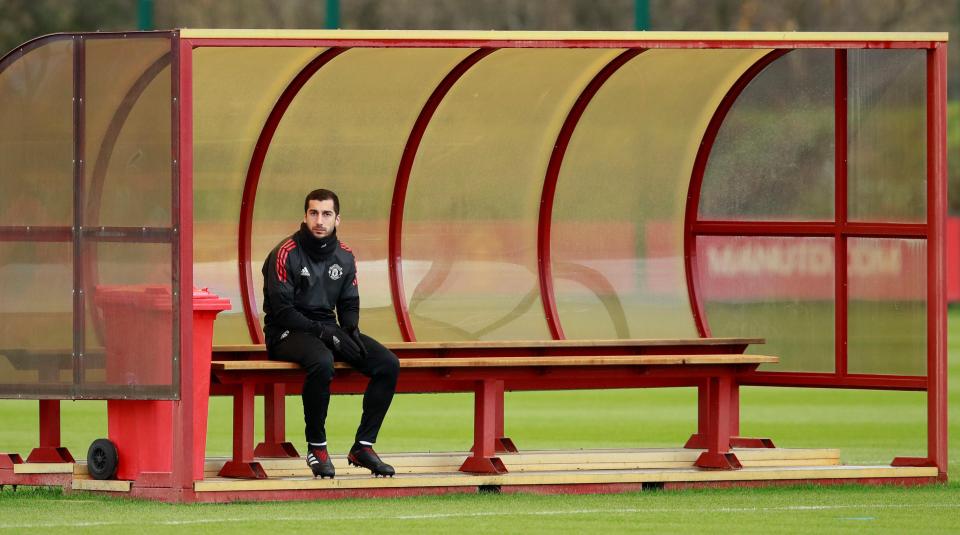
[5,448,939,502]
[191,449,936,497]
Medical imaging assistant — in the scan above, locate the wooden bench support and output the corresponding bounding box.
[471,387,518,455]
[26,400,74,464]
[218,383,267,479]
[211,341,775,479]
[493,386,518,453]
[693,374,742,470]
[254,385,299,458]
[685,381,775,452]
[459,379,508,474]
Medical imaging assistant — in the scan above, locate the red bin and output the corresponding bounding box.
[96,286,230,481]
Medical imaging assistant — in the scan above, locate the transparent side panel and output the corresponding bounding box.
[402,48,620,340]
[85,243,174,396]
[0,39,73,227]
[84,37,172,228]
[700,50,835,221]
[848,50,926,223]
[0,242,73,396]
[847,238,926,375]
[193,47,324,345]
[253,47,476,342]
[697,236,835,372]
[553,49,767,339]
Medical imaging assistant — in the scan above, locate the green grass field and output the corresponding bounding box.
[0,312,958,533]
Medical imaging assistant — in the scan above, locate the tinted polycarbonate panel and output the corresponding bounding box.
[848,50,926,223]
[700,50,835,221]
[402,48,619,340]
[253,48,476,342]
[0,39,73,227]
[84,37,172,229]
[696,236,835,372]
[0,242,73,397]
[847,238,926,376]
[192,46,323,344]
[553,49,766,339]
[85,242,175,397]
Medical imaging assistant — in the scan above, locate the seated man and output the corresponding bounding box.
[261,188,400,478]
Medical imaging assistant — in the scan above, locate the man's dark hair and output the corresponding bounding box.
[304,189,340,215]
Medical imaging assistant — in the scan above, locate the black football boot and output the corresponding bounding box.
[347,445,395,477]
[306,447,335,479]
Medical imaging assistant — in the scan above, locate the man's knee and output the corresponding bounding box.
[370,347,400,379]
[377,352,400,378]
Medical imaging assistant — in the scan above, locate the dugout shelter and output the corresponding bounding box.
[0,30,948,498]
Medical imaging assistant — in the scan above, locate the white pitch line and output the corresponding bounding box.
[0,503,958,529]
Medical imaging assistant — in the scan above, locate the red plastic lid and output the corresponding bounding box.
[93,285,231,312]
[192,287,232,312]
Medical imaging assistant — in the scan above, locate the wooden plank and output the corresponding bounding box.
[72,478,132,492]
[201,448,842,477]
[211,354,777,371]
[13,463,73,474]
[213,338,764,354]
[743,459,840,467]
[193,465,937,492]
[202,448,838,471]
[179,29,949,43]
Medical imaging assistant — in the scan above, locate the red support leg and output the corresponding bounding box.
[684,380,710,449]
[218,383,267,479]
[26,400,74,463]
[459,380,507,474]
[493,381,517,453]
[0,454,23,469]
[727,382,774,448]
[687,380,775,450]
[695,374,742,470]
[254,384,299,458]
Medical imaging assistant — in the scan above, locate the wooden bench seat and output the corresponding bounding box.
[210,338,775,479]
[214,354,776,370]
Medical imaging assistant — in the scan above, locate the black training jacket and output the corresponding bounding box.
[261,231,359,348]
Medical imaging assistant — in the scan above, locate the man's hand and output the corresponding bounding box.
[346,326,368,357]
[316,324,363,360]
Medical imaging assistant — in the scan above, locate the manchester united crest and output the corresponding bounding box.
[328,263,343,280]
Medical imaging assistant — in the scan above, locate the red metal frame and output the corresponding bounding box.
[923,43,948,478]
[0,30,948,496]
[692,220,927,238]
[682,44,946,477]
[684,50,789,337]
[72,35,86,394]
[538,48,644,341]
[388,48,495,342]
[0,34,73,73]
[237,47,347,345]
[172,34,195,492]
[25,35,88,465]
[741,372,927,390]
[835,50,849,377]
[253,384,298,458]
[186,37,941,50]
[25,400,74,463]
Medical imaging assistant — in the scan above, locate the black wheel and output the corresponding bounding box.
[87,438,118,480]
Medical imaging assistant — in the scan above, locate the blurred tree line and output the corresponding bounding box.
[0,0,957,211]
[1,0,954,88]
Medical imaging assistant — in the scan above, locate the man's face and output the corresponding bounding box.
[303,199,340,238]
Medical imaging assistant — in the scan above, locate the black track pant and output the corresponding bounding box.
[268,331,399,445]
